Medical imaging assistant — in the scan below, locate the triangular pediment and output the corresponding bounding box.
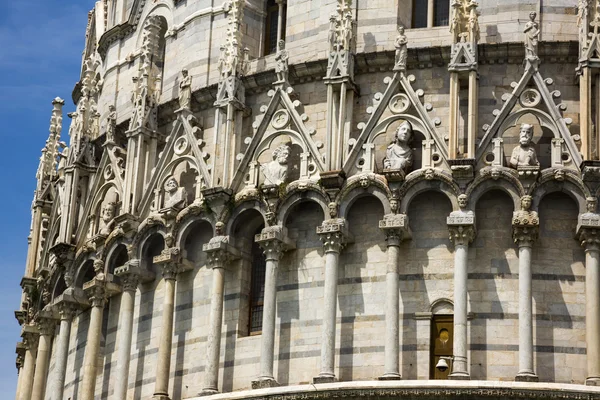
[73,148,125,246]
[137,110,211,217]
[476,67,581,166]
[230,85,326,191]
[449,42,477,70]
[343,72,447,175]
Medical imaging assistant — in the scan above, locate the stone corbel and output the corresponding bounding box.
[512,210,539,247]
[203,235,241,269]
[379,213,411,244]
[577,213,600,249]
[83,276,121,307]
[115,259,155,290]
[255,225,296,258]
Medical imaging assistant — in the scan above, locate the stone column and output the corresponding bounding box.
[314,219,351,384]
[378,213,410,380]
[80,276,120,400]
[201,233,240,395]
[252,226,295,389]
[18,329,38,400]
[577,210,600,385]
[152,248,183,400]
[31,315,56,400]
[114,260,154,400]
[15,343,25,400]
[51,300,78,400]
[513,207,539,382]
[276,0,286,43]
[447,210,475,380]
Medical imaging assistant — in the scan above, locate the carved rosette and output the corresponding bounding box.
[203,236,240,269]
[255,225,296,261]
[512,210,539,247]
[447,211,476,246]
[317,219,352,254]
[379,213,410,246]
[577,213,600,252]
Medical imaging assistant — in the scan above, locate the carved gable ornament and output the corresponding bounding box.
[231,85,325,192]
[343,72,446,177]
[476,66,581,168]
[137,110,211,217]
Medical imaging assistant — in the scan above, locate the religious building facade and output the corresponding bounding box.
[13,0,600,399]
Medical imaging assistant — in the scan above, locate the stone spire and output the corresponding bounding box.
[448,0,479,71]
[36,98,65,195]
[215,0,249,106]
[325,0,355,79]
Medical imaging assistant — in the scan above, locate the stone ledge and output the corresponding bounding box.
[186,380,600,400]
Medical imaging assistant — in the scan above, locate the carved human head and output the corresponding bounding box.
[521,195,532,211]
[101,202,116,222]
[328,202,338,219]
[519,124,534,145]
[458,194,468,209]
[587,197,598,213]
[164,176,179,193]
[397,25,405,35]
[395,121,413,144]
[329,13,337,23]
[181,68,188,77]
[278,40,286,50]
[529,11,536,21]
[273,144,290,165]
[215,221,225,236]
[108,104,116,113]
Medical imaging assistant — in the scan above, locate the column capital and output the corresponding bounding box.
[255,225,296,261]
[203,235,240,269]
[379,213,411,246]
[317,218,353,254]
[35,315,57,337]
[578,213,600,251]
[153,247,183,280]
[512,210,539,247]
[447,210,476,246]
[16,342,25,370]
[83,277,121,307]
[116,259,155,290]
[21,325,39,350]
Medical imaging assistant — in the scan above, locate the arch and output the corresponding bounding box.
[430,298,454,315]
[255,129,310,159]
[498,108,560,140]
[467,176,521,212]
[133,223,167,260]
[105,242,129,275]
[176,215,215,250]
[399,172,460,214]
[225,201,268,236]
[51,273,68,301]
[339,184,391,219]
[367,114,434,144]
[531,171,589,214]
[180,219,214,265]
[277,187,329,226]
[135,5,173,49]
[73,255,97,288]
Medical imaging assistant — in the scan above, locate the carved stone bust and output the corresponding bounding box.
[98,202,116,236]
[384,120,414,172]
[163,176,188,211]
[510,124,539,168]
[261,144,290,186]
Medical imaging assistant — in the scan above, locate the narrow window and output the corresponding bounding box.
[412,0,428,28]
[430,315,453,379]
[248,234,266,334]
[434,0,450,27]
[263,0,287,56]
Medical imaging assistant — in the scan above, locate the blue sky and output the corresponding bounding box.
[0,0,91,394]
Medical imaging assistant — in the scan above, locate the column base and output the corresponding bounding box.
[378,373,402,381]
[515,372,539,382]
[152,395,172,400]
[449,372,470,380]
[586,377,600,386]
[313,374,337,384]
[198,388,219,397]
[252,377,279,389]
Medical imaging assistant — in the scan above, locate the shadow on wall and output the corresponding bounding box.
[405,190,452,379]
[534,192,579,383]
[276,201,324,385]
[339,196,385,381]
[363,32,377,53]
[471,189,514,380]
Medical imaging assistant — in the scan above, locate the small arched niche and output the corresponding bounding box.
[372,118,425,173]
[141,233,165,276]
[502,113,554,169]
[182,220,213,267]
